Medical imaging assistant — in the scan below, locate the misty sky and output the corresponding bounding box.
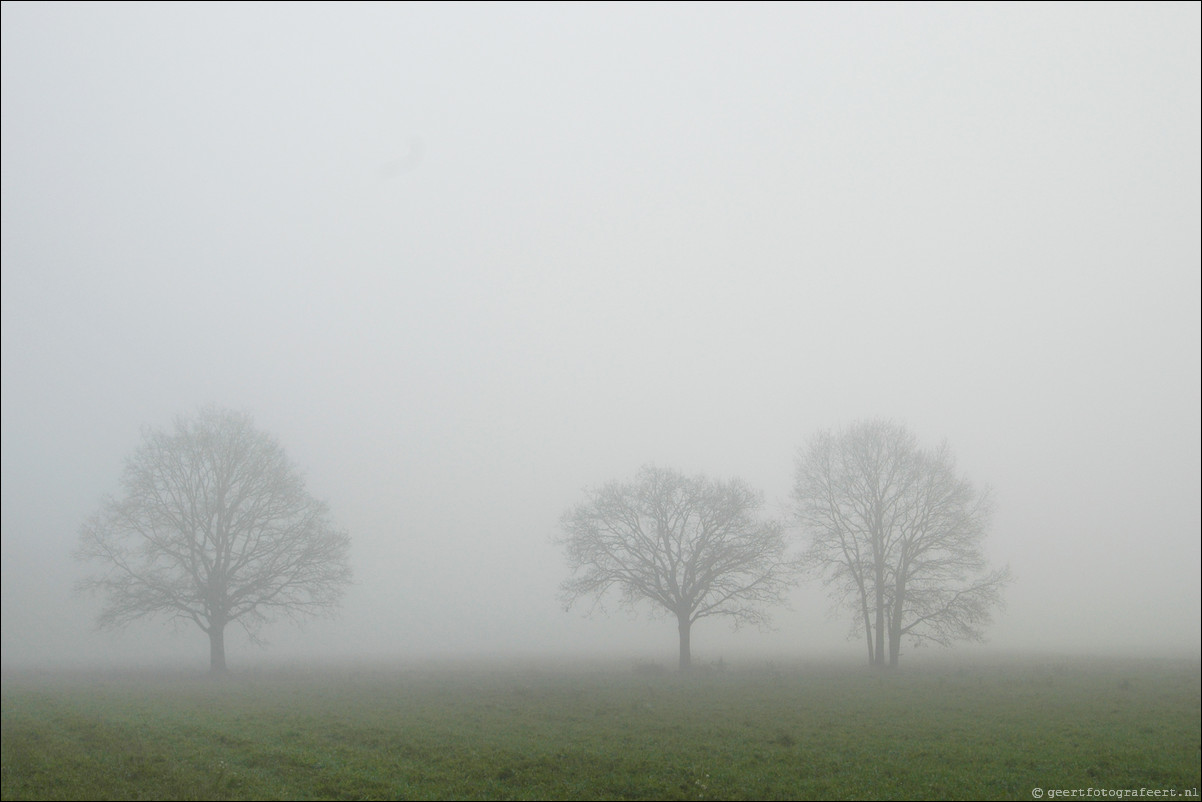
[2,2,1199,669]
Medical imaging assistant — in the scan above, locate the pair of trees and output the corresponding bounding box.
[559,420,1010,669]
[793,420,1011,667]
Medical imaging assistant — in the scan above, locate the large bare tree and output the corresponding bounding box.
[793,420,1010,667]
[559,465,798,670]
[76,406,352,672]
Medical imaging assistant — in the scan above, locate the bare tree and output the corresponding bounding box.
[559,465,798,670]
[76,406,352,672]
[793,420,1010,667]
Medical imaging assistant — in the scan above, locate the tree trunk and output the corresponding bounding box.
[887,569,908,668]
[888,586,904,668]
[887,607,901,667]
[677,615,692,671]
[859,580,874,665]
[865,606,875,663]
[872,537,886,667]
[209,622,227,673]
[873,585,886,668]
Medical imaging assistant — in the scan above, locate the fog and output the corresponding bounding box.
[2,3,1198,672]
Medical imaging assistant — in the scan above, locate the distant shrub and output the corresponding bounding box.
[632,660,666,676]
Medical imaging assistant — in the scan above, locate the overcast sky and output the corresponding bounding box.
[3,2,1199,670]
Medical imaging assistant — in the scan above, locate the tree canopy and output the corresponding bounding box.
[560,465,798,670]
[76,406,352,671]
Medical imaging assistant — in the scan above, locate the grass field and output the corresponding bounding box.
[2,655,1198,800]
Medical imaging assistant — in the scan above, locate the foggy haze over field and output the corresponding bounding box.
[2,3,1199,671]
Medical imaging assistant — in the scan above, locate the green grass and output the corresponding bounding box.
[2,656,1199,800]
